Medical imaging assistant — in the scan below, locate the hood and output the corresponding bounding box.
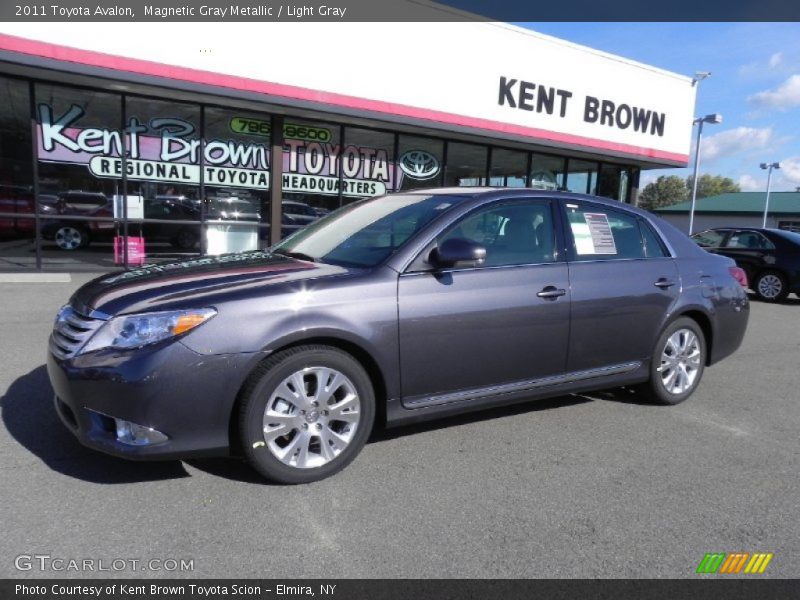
[70,251,351,316]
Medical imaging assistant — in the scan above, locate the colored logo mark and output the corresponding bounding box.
[696,552,773,574]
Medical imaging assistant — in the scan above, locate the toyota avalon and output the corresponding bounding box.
[48,189,749,483]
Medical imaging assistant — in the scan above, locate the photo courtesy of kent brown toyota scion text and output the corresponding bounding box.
[47,189,749,484]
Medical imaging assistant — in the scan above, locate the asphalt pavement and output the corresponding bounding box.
[1,274,798,578]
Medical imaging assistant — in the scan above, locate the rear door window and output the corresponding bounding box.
[564,202,657,261]
[726,231,775,250]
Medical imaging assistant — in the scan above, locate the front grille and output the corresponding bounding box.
[49,305,109,359]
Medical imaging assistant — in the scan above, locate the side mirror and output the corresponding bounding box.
[431,238,486,268]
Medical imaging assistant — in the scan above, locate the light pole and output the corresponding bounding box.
[688,113,723,235]
[760,162,780,228]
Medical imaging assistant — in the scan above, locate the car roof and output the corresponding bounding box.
[399,187,649,213]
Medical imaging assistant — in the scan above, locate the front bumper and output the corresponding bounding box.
[47,339,258,460]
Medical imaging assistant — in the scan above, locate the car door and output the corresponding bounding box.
[397,198,570,406]
[563,201,680,372]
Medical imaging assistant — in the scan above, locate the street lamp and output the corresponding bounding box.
[692,71,712,86]
[688,113,723,235]
[760,162,781,228]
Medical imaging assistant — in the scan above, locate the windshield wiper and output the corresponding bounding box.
[274,250,318,263]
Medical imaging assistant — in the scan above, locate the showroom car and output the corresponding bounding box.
[692,227,800,302]
[48,189,749,483]
[282,200,322,226]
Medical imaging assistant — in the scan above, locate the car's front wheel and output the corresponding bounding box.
[54,225,89,250]
[754,270,788,302]
[640,317,706,405]
[239,345,375,484]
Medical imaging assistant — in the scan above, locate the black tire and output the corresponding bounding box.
[753,270,788,303]
[239,345,375,484]
[53,225,90,250]
[639,317,706,406]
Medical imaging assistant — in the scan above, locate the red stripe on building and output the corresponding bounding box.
[0,33,689,164]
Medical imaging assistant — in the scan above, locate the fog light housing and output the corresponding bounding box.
[114,418,168,446]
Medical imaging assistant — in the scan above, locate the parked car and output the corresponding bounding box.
[282,200,321,225]
[41,193,202,251]
[692,227,800,302]
[0,186,35,237]
[48,189,749,483]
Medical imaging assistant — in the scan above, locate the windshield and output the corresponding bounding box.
[272,194,467,267]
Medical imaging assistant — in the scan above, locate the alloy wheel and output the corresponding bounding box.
[659,328,702,395]
[54,227,84,250]
[262,366,361,469]
[757,274,783,300]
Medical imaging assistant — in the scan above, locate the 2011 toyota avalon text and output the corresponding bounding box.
[48,189,749,483]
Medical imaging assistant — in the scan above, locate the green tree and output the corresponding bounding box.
[686,174,741,199]
[638,175,688,210]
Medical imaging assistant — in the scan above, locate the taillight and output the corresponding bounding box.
[729,266,748,288]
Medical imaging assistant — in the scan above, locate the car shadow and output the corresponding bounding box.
[1,365,190,484]
[573,386,657,406]
[368,394,594,443]
[2,365,646,485]
[187,394,598,483]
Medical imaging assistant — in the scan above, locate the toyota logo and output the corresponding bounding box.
[399,150,440,180]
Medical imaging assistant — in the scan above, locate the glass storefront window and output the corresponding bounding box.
[204,106,269,252]
[565,159,599,195]
[597,164,631,201]
[35,83,123,269]
[397,135,444,190]
[444,142,488,187]
[341,127,395,203]
[0,76,35,269]
[281,120,343,222]
[489,148,528,187]
[530,154,565,191]
[122,97,203,258]
[1,73,649,271]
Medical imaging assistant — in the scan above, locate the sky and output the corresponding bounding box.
[520,23,800,192]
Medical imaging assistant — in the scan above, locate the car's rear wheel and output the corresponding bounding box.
[239,345,375,484]
[54,225,89,250]
[640,317,706,405]
[754,270,788,302]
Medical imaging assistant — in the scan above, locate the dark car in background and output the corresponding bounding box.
[42,192,202,251]
[692,227,800,302]
[40,191,115,250]
[282,200,322,226]
[0,185,36,237]
[48,189,749,484]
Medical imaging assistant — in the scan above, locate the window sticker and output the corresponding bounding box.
[572,212,617,255]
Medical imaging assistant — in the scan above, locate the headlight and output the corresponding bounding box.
[79,308,216,354]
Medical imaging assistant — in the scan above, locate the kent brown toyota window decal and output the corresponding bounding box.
[36,104,398,197]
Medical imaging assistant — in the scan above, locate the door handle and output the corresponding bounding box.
[537,286,566,299]
[654,278,676,289]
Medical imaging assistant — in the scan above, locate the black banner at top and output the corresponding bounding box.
[2,0,800,21]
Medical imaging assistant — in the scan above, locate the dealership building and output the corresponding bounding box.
[0,15,696,270]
